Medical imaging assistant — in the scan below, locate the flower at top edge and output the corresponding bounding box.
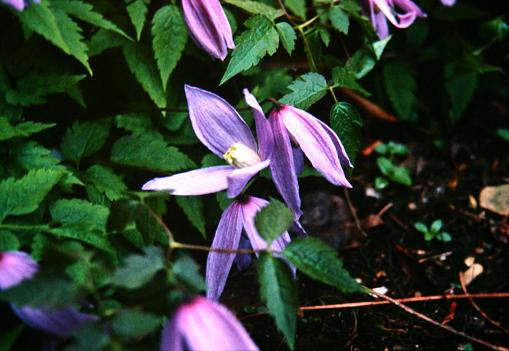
[365,0,426,39]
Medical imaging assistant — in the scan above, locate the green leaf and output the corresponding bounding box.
[111,133,195,172]
[0,118,55,141]
[446,72,477,122]
[279,72,328,109]
[0,231,20,251]
[171,255,206,292]
[151,5,188,90]
[430,220,443,233]
[284,0,306,19]
[111,246,165,289]
[414,222,428,234]
[255,199,293,244]
[5,74,86,107]
[61,121,109,164]
[329,6,349,34]
[53,0,130,39]
[276,22,297,55]
[223,0,284,20]
[123,42,166,109]
[175,196,206,237]
[49,223,115,254]
[66,323,110,351]
[347,36,391,78]
[374,176,389,190]
[13,141,60,170]
[126,0,148,40]
[221,16,280,84]
[497,128,509,142]
[331,66,369,95]
[283,237,365,294]
[112,309,162,340]
[377,157,412,186]
[383,61,416,120]
[114,113,152,134]
[439,232,452,242]
[0,168,64,223]
[0,326,23,351]
[51,199,109,232]
[88,29,127,57]
[329,102,363,165]
[82,165,127,202]
[258,254,298,349]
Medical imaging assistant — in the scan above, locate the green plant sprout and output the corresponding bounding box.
[374,141,412,189]
[414,220,452,242]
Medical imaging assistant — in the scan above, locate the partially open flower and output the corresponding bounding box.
[142,85,272,199]
[206,196,291,301]
[181,0,235,60]
[0,251,38,290]
[365,0,426,38]
[161,296,258,351]
[269,104,352,219]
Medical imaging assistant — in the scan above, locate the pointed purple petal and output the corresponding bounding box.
[160,314,184,351]
[372,0,425,29]
[269,112,302,219]
[185,85,257,157]
[181,0,235,60]
[314,117,353,168]
[374,11,390,38]
[292,147,305,174]
[233,236,252,271]
[175,297,258,351]
[281,106,352,188]
[11,305,97,337]
[206,202,243,300]
[0,251,38,290]
[226,160,270,198]
[142,166,234,196]
[243,89,273,160]
[2,0,25,11]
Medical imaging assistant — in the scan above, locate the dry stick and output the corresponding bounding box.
[369,289,509,351]
[343,188,366,237]
[171,241,263,255]
[338,88,398,123]
[459,273,509,335]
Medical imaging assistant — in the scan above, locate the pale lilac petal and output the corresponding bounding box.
[440,0,456,6]
[181,0,235,60]
[0,251,38,290]
[11,305,97,337]
[240,197,270,252]
[269,112,302,219]
[142,166,233,195]
[167,297,258,351]
[281,106,352,188]
[372,0,425,29]
[206,202,243,300]
[234,236,253,271]
[2,0,24,10]
[243,89,273,160]
[185,85,257,157]
[293,147,305,175]
[314,117,353,168]
[374,11,390,38]
[226,160,270,198]
[160,314,184,351]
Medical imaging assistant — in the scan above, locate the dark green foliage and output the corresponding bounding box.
[330,102,363,165]
[255,198,293,244]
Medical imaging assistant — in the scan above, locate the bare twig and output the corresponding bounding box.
[343,188,366,237]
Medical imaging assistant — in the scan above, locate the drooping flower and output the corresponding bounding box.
[161,296,259,351]
[440,0,456,6]
[0,251,38,290]
[1,0,39,11]
[366,0,426,39]
[206,196,291,301]
[11,305,98,337]
[181,0,235,60]
[269,104,352,219]
[143,85,272,199]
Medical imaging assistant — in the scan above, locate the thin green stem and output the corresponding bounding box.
[0,224,50,231]
[328,86,338,103]
[171,241,271,255]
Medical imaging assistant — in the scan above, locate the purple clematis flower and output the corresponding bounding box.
[11,305,98,337]
[143,85,272,199]
[366,0,426,38]
[182,0,235,60]
[440,0,456,6]
[1,0,39,11]
[0,251,38,290]
[206,196,291,301]
[269,104,352,219]
[161,296,258,351]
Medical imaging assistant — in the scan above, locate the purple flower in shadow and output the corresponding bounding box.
[1,0,39,11]
[0,251,38,290]
[182,0,235,60]
[440,0,456,6]
[269,104,352,219]
[143,85,272,199]
[206,196,291,301]
[365,0,426,38]
[161,296,258,351]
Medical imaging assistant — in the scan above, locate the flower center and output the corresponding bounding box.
[223,143,261,168]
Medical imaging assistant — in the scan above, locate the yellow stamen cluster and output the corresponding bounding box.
[223,143,261,168]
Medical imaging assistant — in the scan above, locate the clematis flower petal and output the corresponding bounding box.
[280,106,352,188]
[226,160,270,198]
[233,236,252,271]
[206,202,243,301]
[161,296,258,351]
[0,251,38,290]
[269,112,302,219]
[373,9,390,38]
[243,89,273,160]
[293,147,305,175]
[1,0,38,11]
[11,305,97,337]
[181,0,235,60]
[372,0,426,29]
[440,0,456,6]
[142,166,234,195]
[185,85,257,157]
[314,117,353,168]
